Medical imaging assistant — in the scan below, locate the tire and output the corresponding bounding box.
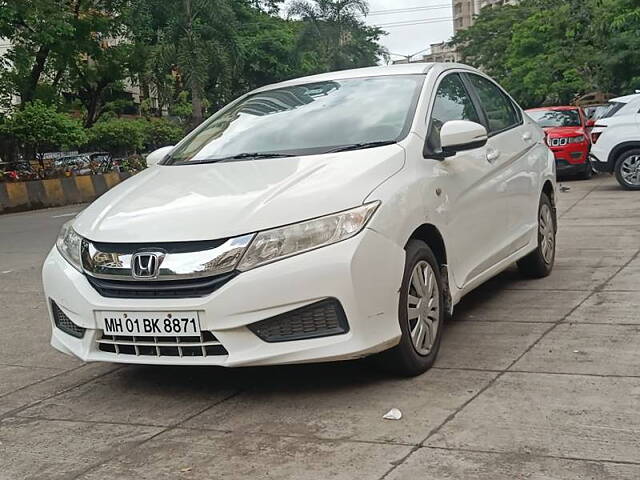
[578,161,593,180]
[376,240,445,377]
[614,149,640,190]
[517,193,556,278]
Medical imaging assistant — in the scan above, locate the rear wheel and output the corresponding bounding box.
[614,150,640,190]
[378,240,444,377]
[517,193,556,278]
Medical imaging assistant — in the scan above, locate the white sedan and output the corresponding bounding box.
[43,63,556,376]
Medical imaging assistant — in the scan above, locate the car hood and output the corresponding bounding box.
[543,126,584,137]
[74,145,405,243]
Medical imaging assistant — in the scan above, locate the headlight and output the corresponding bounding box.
[568,135,586,144]
[237,202,380,271]
[56,220,84,272]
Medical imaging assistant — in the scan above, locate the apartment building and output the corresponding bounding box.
[453,0,519,33]
[452,0,477,33]
[422,42,459,63]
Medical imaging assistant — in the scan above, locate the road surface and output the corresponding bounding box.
[1,175,639,479]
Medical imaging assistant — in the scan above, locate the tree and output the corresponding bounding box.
[1,101,87,165]
[0,0,137,125]
[288,0,387,71]
[163,0,240,127]
[0,0,74,105]
[0,0,134,115]
[453,0,640,107]
[233,8,305,92]
[597,0,640,94]
[69,44,136,128]
[1,0,389,141]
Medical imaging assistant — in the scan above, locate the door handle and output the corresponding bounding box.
[487,148,501,163]
[522,131,533,142]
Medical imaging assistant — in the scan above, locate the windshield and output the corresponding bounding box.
[528,109,581,127]
[164,75,425,165]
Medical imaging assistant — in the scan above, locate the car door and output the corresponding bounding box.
[463,73,538,254]
[422,72,510,289]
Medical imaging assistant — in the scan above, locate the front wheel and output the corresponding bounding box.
[517,193,556,278]
[614,150,640,190]
[377,240,444,377]
[578,161,593,180]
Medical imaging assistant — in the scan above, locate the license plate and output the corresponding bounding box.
[97,311,200,337]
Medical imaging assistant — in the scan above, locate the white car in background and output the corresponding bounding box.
[43,63,556,377]
[590,93,640,189]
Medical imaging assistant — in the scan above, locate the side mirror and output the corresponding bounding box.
[440,120,488,156]
[586,119,596,128]
[145,145,175,168]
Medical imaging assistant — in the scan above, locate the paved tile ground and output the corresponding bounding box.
[1,175,639,479]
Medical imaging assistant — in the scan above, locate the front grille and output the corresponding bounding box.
[51,301,86,338]
[86,272,236,299]
[249,298,349,343]
[97,331,228,357]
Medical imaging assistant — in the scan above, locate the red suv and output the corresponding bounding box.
[526,106,593,179]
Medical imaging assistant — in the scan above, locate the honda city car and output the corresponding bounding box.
[43,63,556,376]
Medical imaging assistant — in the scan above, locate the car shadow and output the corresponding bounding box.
[112,356,397,395]
[448,267,520,323]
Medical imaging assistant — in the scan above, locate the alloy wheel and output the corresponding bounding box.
[539,203,555,265]
[407,261,440,356]
[620,155,640,186]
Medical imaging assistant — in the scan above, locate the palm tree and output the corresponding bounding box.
[288,0,369,22]
[288,0,373,70]
[165,0,237,127]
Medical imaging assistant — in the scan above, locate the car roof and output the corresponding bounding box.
[526,106,579,112]
[610,93,640,104]
[252,63,481,93]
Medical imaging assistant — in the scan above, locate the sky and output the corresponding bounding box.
[365,1,454,61]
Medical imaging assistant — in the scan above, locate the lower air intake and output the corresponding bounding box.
[51,301,86,338]
[96,331,228,357]
[248,298,349,343]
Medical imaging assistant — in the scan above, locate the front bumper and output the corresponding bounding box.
[43,228,405,367]
[555,160,588,175]
[589,145,612,173]
[550,144,589,175]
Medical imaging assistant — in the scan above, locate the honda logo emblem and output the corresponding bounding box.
[131,252,165,279]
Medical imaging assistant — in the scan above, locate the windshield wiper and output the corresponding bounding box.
[187,152,297,165]
[328,140,397,153]
[220,152,297,161]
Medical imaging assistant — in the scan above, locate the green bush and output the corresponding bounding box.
[87,118,147,156]
[143,118,184,151]
[2,101,87,165]
[88,117,184,155]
